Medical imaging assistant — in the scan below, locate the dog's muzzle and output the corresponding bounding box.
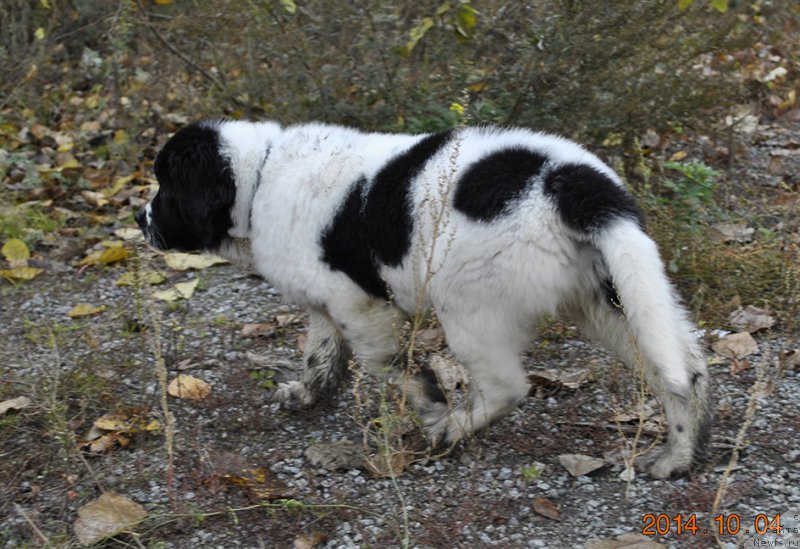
[135,207,148,232]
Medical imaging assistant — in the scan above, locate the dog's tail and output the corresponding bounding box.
[592,218,703,399]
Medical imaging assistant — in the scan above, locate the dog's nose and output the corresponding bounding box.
[135,207,147,230]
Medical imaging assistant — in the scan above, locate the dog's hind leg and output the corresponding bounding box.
[423,310,531,444]
[273,308,351,406]
[575,219,711,478]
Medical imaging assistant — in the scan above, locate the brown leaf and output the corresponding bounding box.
[365,449,415,478]
[712,332,758,359]
[557,454,606,477]
[728,305,776,333]
[783,349,800,370]
[167,374,211,400]
[708,222,755,243]
[294,531,328,549]
[68,303,106,318]
[413,327,445,351]
[305,441,366,472]
[532,497,561,521]
[73,492,147,546]
[0,396,32,415]
[241,323,276,338]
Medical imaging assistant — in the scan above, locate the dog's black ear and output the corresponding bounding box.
[154,123,236,249]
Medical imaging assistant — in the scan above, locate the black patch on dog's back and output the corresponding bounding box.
[321,132,452,298]
[454,147,547,221]
[364,131,453,266]
[543,163,644,233]
[152,122,235,251]
[321,177,390,299]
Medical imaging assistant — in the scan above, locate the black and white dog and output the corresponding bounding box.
[136,120,710,478]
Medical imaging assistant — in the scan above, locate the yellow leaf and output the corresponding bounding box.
[2,238,30,266]
[677,0,694,10]
[34,27,45,40]
[58,156,80,170]
[80,246,129,266]
[57,142,74,152]
[93,408,160,432]
[0,267,43,282]
[154,0,172,4]
[669,150,688,162]
[103,173,140,198]
[163,252,227,271]
[68,303,106,318]
[279,0,296,14]
[113,129,128,144]
[167,374,211,400]
[115,270,166,286]
[710,0,728,13]
[153,278,199,301]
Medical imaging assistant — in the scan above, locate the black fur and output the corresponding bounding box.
[543,163,644,233]
[454,147,547,221]
[321,131,452,298]
[320,177,389,298]
[148,122,236,251]
[364,130,453,266]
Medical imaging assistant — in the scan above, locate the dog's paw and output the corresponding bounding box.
[271,381,316,407]
[635,445,692,479]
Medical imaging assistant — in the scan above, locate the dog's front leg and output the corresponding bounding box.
[273,308,351,406]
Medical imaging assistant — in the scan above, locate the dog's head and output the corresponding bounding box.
[136,122,236,251]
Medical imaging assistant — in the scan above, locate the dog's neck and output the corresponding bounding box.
[218,121,281,242]
[211,121,283,267]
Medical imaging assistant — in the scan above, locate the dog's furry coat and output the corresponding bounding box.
[137,120,711,478]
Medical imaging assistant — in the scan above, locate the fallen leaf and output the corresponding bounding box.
[275,313,302,327]
[712,332,758,359]
[104,173,140,197]
[587,533,666,548]
[68,303,106,318]
[305,441,366,472]
[365,449,415,478]
[783,349,800,370]
[241,323,277,338]
[113,227,144,241]
[730,358,751,375]
[217,467,292,500]
[0,267,43,282]
[163,252,227,271]
[708,222,755,243]
[294,531,328,549]
[80,246,129,266]
[528,368,591,395]
[0,396,32,415]
[428,354,469,393]
[167,374,211,400]
[558,454,606,477]
[612,404,657,423]
[78,432,131,454]
[73,492,147,546]
[93,408,160,433]
[728,305,776,333]
[532,497,561,521]
[619,466,636,481]
[413,327,445,351]
[81,190,109,208]
[115,270,166,286]
[2,238,31,267]
[153,278,199,301]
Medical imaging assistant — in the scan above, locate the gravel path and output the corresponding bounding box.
[1,254,798,549]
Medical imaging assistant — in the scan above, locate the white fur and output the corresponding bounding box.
[151,121,710,478]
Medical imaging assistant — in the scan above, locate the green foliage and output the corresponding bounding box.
[660,160,720,224]
[520,464,543,482]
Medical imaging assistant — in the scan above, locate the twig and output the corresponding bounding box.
[14,503,52,548]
